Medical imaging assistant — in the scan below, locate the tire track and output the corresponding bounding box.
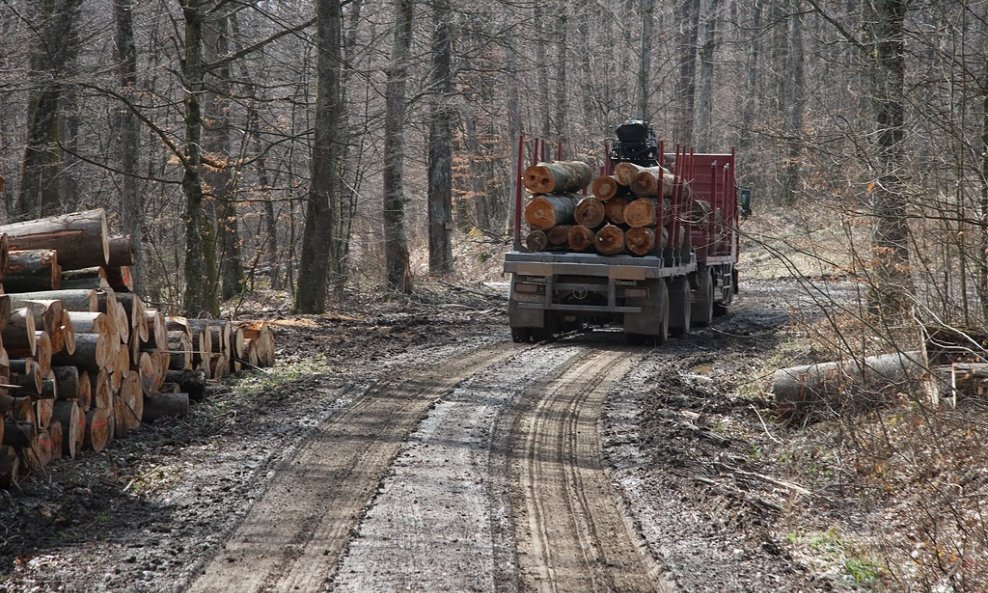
[509,347,675,593]
[185,344,517,593]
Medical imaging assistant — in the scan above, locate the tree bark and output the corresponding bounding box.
[296,0,343,313]
[114,0,143,293]
[15,0,84,220]
[383,0,416,293]
[427,0,454,276]
[865,0,913,320]
[180,0,219,317]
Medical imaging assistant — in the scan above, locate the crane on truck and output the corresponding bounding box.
[504,120,742,345]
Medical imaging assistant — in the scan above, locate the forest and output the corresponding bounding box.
[0,0,962,323]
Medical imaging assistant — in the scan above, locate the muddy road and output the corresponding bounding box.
[0,279,818,592]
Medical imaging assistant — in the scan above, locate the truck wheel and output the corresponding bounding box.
[654,277,670,346]
[511,327,531,343]
[668,277,691,337]
[693,269,714,327]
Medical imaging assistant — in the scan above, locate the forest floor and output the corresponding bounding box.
[0,208,984,592]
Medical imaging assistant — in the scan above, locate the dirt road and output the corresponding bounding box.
[186,339,672,593]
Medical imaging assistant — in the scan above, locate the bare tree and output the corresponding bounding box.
[427,0,454,275]
[296,0,343,313]
[382,0,415,293]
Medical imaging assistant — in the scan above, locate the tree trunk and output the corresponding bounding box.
[383,0,416,293]
[865,0,913,320]
[427,0,454,276]
[674,0,701,146]
[695,0,719,151]
[202,9,244,302]
[114,0,143,293]
[16,0,84,220]
[180,0,219,317]
[296,0,343,313]
[780,0,804,205]
[637,0,655,119]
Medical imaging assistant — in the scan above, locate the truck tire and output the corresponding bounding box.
[511,327,531,343]
[626,279,669,346]
[693,268,714,327]
[668,276,691,337]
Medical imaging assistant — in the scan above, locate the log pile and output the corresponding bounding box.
[522,160,710,256]
[0,209,277,488]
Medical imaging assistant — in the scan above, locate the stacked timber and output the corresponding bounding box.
[0,208,278,488]
[523,160,716,257]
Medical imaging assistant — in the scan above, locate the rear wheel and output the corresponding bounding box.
[654,278,669,345]
[668,277,691,337]
[511,327,531,343]
[693,269,714,327]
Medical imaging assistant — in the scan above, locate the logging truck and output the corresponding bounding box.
[504,120,742,344]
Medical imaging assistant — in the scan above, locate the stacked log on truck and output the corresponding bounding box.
[523,160,726,256]
[0,209,278,488]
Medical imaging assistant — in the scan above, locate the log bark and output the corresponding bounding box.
[523,161,593,194]
[0,209,109,270]
[12,298,62,336]
[51,332,111,371]
[142,391,190,422]
[10,359,43,394]
[0,295,9,333]
[67,311,114,344]
[84,407,111,453]
[4,308,36,357]
[167,331,194,371]
[52,400,81,458]
[524,194,580,230]
[525,230,548,252]
[567,225,596,251]
[3,421,34,448]
[107,235,135,266]
[574,196,606,227]
[4,249,60,292]
[10,289,98,312]
[165,369,207,401]
[591,175,624,201]
[594,224,626,255]
[59,266,109,290]
[684,198,713,223]
[772,351,934,418]
[52,366,79,400]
